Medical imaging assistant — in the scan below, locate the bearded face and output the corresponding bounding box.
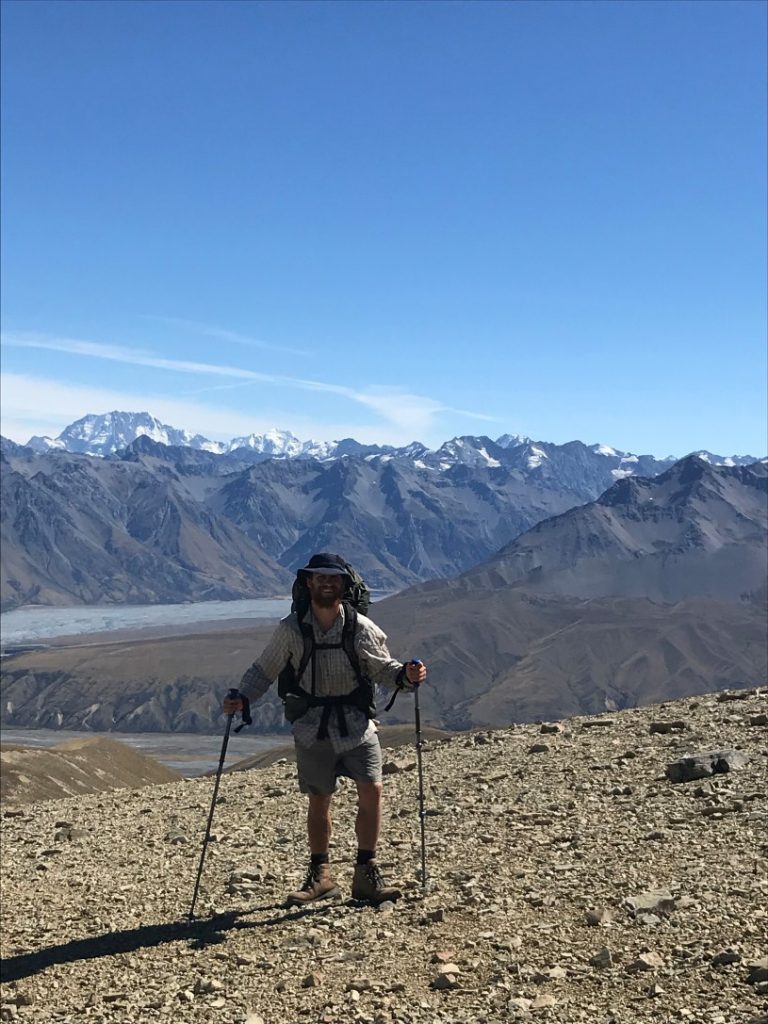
[306,572,347,608]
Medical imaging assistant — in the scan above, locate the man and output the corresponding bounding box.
[224,552,427,906]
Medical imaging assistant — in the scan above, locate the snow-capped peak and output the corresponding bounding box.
[27,411,222,457]
[496,433,530,449]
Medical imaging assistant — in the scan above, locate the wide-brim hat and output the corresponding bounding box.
[298,552,350,576]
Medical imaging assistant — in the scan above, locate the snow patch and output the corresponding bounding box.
[527,446,548,469]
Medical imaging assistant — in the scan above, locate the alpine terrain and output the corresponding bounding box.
[2,457,765,734]
[1,688,766,1024]
[1,413,763,611]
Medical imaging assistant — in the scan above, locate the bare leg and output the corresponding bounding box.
[307,793,333,855]
[355,781,382,851]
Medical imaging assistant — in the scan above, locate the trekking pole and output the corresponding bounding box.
[410,660,428,892]
[187,687,250,922]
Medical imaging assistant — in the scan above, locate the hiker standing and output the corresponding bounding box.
[223,552,427,906]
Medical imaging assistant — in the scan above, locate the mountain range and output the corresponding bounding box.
[1,455,765,733]
[373,456,767,727]
[23,409,758,469]
[1,412,764,612]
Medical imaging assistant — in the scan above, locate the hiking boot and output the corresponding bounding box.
[352,860,401,904]
[285,863,340,906]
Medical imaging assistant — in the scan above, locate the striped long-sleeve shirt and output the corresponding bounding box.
[239,605,412,752]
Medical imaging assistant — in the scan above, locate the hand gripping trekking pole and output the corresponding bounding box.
[410,660,428,892]
[187,688,250,922]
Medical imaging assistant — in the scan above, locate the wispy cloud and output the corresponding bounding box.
[1,331,500,439]
[0,372,490,448]
[140,316,309,357]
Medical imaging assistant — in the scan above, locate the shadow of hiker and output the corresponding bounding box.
[0,912,244,983]
[0,898,360,982]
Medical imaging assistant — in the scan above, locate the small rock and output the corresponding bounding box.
[540,722,563,734]
[590,948,613,969]
[582,719,615,729]
[509,997,532,1011]
[625,889,677,917]
[302,973,323,988]
[432,966,460,990]
[666,749,749,783]
[193,978,223,994]
[528,743,549,754]
[649,721,687,734]
[585,907,613,927]
[712,949,741,966]
[532,993,558,1009]
[749,713,768,726]
[746,959,768,985]
[626,952,665,973]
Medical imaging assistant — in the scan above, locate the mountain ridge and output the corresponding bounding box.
[20,409,761,468]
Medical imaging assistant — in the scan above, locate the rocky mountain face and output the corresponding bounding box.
[1,450,292,609]
[372,458,768,729]
[0,689,766,1023]
[0,439,624,609]
[4,427,764,611]
[460,456,768,603]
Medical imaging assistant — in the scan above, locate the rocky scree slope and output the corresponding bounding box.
[1,689,767,1024]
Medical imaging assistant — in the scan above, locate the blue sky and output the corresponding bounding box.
[1,0,765,456]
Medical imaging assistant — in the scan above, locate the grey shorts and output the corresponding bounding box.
[295,733,383,795]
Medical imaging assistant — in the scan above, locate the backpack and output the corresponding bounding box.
[277,559,375,738]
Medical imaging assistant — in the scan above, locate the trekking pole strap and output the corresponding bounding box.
[384,665,407,712]
[233,693,252,733]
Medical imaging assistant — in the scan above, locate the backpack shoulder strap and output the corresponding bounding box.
[341,603,365,683]
[295,617,315,686]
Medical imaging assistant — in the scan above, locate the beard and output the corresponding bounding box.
[308,578,345,608]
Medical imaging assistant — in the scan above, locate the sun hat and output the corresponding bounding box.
[299,552,350,576]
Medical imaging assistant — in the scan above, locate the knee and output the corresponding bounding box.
[308,794,333,816]
[357,781,383,807]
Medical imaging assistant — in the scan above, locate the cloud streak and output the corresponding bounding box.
[1,331,500,438]
[140,316,310,357]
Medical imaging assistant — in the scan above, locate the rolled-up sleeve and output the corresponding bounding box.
[356,622,414,692]
[239,619,299,701]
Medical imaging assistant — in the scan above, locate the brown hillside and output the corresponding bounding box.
[0,737,181,806]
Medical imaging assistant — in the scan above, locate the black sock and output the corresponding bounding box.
[310,852,329,867]
[356,849,375,865]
